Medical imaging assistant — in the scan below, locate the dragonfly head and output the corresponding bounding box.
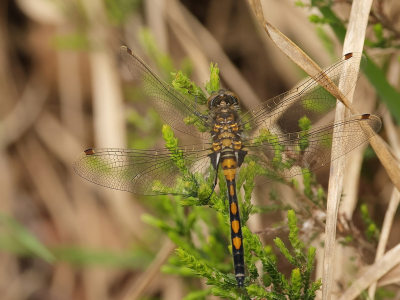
[207,89,240,110]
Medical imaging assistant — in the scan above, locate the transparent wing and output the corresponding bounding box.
[240,114,381,185]
[240,53,367,138]
[74,145,213,196]
[121,46,213,140]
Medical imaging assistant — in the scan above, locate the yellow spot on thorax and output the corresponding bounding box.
[212,142,221,151]
[213,124,222,132]
[230,123,239,131]
[233,141,242,150]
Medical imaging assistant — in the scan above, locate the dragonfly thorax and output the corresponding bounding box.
[209,102,247,171]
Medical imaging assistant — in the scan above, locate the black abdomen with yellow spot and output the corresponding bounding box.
[207,90,247,287]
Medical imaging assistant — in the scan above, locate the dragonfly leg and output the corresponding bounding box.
[190,92,210,121]
[205,159,219,201]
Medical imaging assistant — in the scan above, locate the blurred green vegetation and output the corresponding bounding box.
[0,212,153,269]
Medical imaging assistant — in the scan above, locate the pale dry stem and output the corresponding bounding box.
[120,240,176,300]
[338,243,400,300]
[369,188,400,297]
[144,0,168,53]
[82,0,152,252]
[16,137,78,239]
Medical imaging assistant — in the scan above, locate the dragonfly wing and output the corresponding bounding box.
[240,114,381,185]
[121,46,213,140]
[240,53,367,138]
[74,146,212,196]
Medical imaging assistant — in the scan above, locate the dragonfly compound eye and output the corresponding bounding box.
[225,91,240,106]
[207,93,221,109]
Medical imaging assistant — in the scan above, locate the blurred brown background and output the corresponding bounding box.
[1,0,400,299]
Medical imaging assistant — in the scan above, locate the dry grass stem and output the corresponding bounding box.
[144,0,168,52]
[378,263,400,287]
[325,0,372,298]
[339,145,368,219]
[57,34,85,143]
[81,0,126,148]
[385,113,400,153]
[161,276,185,300]
[0,81,48,149]
[338,243,400,300]
[368,187,400,297]
[81,0,151,244]
[333,144,367,295]
[3,268,46,300]
[16,137,78,240]
[335,70,377,295]
[0,153,13,213]
[120,240,176,300]
[55,35,113,297]
[49,263,75,300]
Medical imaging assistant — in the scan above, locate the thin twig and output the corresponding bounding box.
[325,1,373,298]
[338,243,400,300]
[16,137,78,240]
[0,79,48,149]
[144,0,168,52]
[253,225,288,236]
[120,240,176,300]
[368,187,400,297]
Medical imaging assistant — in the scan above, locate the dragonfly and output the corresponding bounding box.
[74,46,381,287]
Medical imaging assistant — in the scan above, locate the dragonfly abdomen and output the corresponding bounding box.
[219,142,246,287]
[226,176,245,288]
